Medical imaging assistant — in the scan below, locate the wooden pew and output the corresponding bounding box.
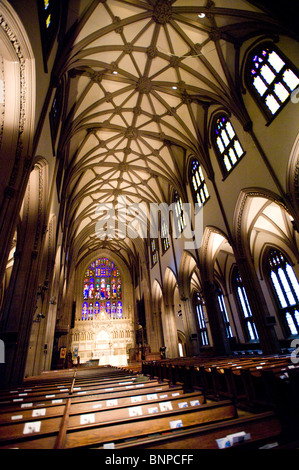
[110,410,282,450]
[67,392,206,430]
[63,399,237,449]
[69,387,189,416]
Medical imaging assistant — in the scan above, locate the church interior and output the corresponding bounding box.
[0,0,299,450]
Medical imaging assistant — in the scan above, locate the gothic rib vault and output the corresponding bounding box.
[53,0,290,271]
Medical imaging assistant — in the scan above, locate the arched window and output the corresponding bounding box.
[189,159,209,207]
[82,302,88,320]
[150,238,158,267]
[117,301,123,319]
[266,249,299,336]
[94,301,100,316]
[81,257,122,320]
[212,115,245,176]
[195,293,210,347]
[216,284,233,338]
[232,267,259,342]
[37,0,63,71]
[245,42,299,122]
[106,301,111,318]
[173,190,186,236]
[161,217,170,254]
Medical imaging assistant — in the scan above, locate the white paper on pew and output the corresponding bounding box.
[11,415,23,420]
[105,388,114,391]
[160,394,168,398]
[147,393,158,400]
[80,413,95,425]
[23,421,41,434]
[171,392,180,397]
[13,398,23,402]
[136,384,144,387]
[159,401,172,412]
[178,402,188,408]
[227,431,251,445]
[128,406,143,417]
[148,406,159,414]
[103,443,115,449]
[32,408,46,417]
[21,403,33,408]
[169,419,183,429]
[52,399,63,404]
[45,394,55,398]
[131,396,142,403]
[107,399,118,406]
[216,431,251,449]
[92,403,102,409]
[190,400,200,406]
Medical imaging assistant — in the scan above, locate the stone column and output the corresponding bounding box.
[180,297,200,356]
[162,303,179,358]
[201,280,231,356]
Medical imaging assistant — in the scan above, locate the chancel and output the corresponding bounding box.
[0,0,299,450]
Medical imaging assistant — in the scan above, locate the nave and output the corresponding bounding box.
[0,353,298,450]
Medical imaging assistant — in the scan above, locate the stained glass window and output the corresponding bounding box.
[173,190,186,235]
[217,285,233,338]
[267,249,299,336]
[151,239,158,267]
[246,43,299,120]
[82,302,88,320]
[195,293,210,346]
[190,159,209,207]
[94,301,100,316]
[117,301,123,318]
[161,217,170,254]
[232,267,259,341]
[213,115,245,175]
[82,257,122,320]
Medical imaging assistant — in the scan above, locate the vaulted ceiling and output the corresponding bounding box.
[54,0,288,270]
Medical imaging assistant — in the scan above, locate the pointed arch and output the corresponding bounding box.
[199,225,232,283]
[178,250,197,300]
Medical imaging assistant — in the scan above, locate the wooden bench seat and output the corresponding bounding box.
[70,381,176,404]
[111,410,282,450]
[63,399,237,449]
[67,392,206,430]
[69,387,189,415]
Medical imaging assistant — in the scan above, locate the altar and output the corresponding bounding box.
[70,315,134,366]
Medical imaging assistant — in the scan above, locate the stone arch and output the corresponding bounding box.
[162,267,179,358]
[0,0,35,288]
[233,187,290,260]
[286,131,299,218]
[178,250,197,300]
[199,225,232,283]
